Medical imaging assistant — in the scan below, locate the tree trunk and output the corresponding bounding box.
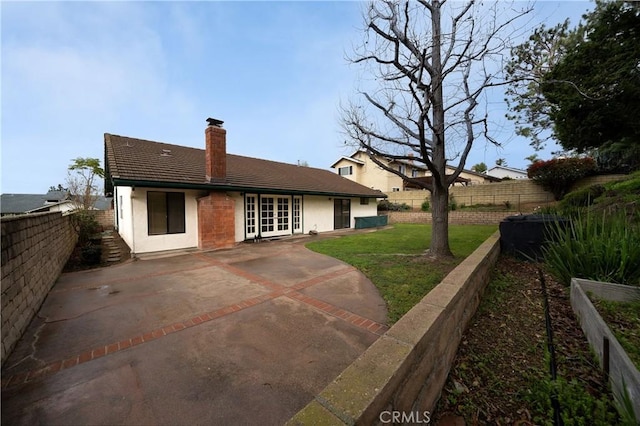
[427,0,453,259]
[429,182,453,258]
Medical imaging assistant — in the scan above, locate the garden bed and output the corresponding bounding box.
[571,278,640,423]
[434,256,621,425]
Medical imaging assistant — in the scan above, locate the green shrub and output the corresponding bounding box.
[528,157,596,200]
[559,184,605,215]
[448,195,457,211]
[70,210,101,245]
[377,200,411,211]
[421,199,430,212]
[528,376,619,426]
[543,211,640,286]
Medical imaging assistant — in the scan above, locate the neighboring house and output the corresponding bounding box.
[104,118,386,255]
[331,150,500,193]
[486,165,528,180]
[1,191,112,216]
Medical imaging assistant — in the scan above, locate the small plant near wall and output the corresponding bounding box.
[543,211,640,286]
[448,195,457,211]
[421,199,430,212]
[68,210,103,267]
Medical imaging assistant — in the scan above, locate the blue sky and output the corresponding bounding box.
[1,1,592,194]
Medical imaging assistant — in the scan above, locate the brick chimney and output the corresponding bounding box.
[205,117,226,181]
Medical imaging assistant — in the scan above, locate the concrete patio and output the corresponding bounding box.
[1,236,388,425]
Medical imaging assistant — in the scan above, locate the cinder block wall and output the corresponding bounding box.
[386,174,626,210]
[91,209,115,230]
[288,232,501,425]
[388,211,513,225]
[1,212,78,366]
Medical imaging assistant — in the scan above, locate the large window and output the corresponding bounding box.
[147,192,185,235]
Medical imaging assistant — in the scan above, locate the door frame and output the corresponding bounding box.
[333,198,351,230]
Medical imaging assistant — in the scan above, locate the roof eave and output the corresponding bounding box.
[112,178,387,199]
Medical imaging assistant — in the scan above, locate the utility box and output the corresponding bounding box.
[354,215,388,229]
[499,214,568,260]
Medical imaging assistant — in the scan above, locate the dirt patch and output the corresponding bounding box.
[434,256,620,425]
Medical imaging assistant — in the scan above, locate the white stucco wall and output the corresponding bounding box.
[115,186,206,254]
[349,198,379,227]
[302,195,378,231]
[116,187,381,252]
[115,186,134,251]
[302,196,334,233]
[231,192,246,242]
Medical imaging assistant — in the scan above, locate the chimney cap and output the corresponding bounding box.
[206,117,224,127]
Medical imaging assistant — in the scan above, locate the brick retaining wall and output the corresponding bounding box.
[288,232,501,424]
[1,212,78,366]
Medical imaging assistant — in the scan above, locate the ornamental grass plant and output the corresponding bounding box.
[542,211,640,286]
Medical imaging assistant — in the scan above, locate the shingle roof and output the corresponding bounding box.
[0,192,112,214]
[105,134,386,198]
[1,194,52,214]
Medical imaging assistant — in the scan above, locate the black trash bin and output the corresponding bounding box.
[499,214,569,260]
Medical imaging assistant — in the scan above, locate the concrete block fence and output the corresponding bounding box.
[386,174,627,211]
[1,212,78,366]
[288,232,501,425]
[91,209,115,230]
[387,211,513,225]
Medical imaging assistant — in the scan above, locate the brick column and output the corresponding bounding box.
[197,192,235,250]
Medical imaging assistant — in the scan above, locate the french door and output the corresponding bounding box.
[246,194,293,239]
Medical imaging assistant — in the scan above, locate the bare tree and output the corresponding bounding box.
[342,0,532,258]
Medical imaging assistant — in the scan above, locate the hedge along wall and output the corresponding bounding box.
[386,174,627,211]
[288,232,501,425]
[1,212,78,366]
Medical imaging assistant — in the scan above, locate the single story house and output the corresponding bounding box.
[486,165,528,180]
[0,190,112,216]
[104,118,386,255]
[331,150,500,192]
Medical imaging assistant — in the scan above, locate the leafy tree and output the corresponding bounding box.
[342,0,531,258]
[505,20,573,151]
[471,162,487,173]
[66,157,105,210]
[543,1,640,153]
[495,158,507,166]
[506,1,640,160]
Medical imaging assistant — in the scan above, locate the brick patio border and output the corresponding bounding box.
[2,255,387,389]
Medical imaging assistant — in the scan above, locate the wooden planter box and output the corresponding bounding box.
[570,278,640,422]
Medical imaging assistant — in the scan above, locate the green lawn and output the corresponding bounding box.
[306,224,497,323]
